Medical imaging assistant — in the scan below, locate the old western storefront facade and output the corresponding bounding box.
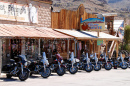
[51,4,120,60]
[0,0,52,75]
[0,0,73,75]
[0,2,120,75]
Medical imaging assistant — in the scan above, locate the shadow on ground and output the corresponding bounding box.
[0,77,18,82]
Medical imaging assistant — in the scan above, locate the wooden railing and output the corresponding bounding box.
[108,32,118,58]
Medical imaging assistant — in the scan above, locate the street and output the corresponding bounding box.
[0,68,130,86]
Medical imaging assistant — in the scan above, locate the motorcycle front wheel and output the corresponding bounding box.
[84,64,93,72]
[41,67,51,78]
[69,66,78,74]
[56,66,65,76]
[94,64,101,71]
[120,62,128,69]
[104,63,112,70]
[18,69,29,81]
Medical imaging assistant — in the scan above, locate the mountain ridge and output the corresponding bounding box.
[52,0,130,19]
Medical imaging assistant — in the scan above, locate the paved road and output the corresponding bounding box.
[0,68,130,86]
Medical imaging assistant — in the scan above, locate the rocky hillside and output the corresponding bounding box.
[52,0,115,13]
[106,0,130,18]
[107,0,130,11]
[52,0,130,19]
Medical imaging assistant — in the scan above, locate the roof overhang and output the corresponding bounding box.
[54,29,121,41]
[0,24,73,39]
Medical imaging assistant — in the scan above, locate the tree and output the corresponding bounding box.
[124,25,130,51]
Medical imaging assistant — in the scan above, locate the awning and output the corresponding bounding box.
[0,24,73,39]
[54,29,121,40]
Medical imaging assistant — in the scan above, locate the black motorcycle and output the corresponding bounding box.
[90,53,101,71]
[116,53,128,69]
[124,54,130,68]
[2,55,30,81]
[83,53,93,72]
[99,54,112,70]
[66,52,78,74]
[49,55,66,76]
[27,53,51,78]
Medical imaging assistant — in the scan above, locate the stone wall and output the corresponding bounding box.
[0,0,51,28]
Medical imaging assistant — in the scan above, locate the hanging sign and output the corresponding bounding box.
[97,40,103,46]
[80,18,105,31]
[0,1,38,23]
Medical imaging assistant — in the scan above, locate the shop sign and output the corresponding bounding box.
[97,40,103,46]
[0,1,38,23]
[80,18,105,31]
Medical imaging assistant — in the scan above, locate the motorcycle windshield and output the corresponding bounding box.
[19,55,27,64]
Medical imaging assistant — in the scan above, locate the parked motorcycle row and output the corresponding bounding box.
[2,52,130,81]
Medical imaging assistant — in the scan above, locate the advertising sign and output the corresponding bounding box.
[80,18,105,31]
[97,40,103,46]
[0,1,38,23]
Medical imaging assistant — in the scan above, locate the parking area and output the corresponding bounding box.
[0,68,130,86]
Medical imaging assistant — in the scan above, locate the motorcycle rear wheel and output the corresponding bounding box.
[41,67,51,78]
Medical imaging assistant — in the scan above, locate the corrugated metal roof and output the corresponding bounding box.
[0,24,73,39]
[55,29,95,40]
[55,29,121,40]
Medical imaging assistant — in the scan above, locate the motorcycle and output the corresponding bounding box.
[124,54,130,68]
[117,53,128,69]
[90,53,101,71]
[66,52,78,74]
[2,55,30,81]
[99,53,112,70]
[84,53,93,72]
[49,54,66,76]
[27,52,51,78]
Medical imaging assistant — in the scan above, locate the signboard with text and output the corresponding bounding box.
[80,18,105,31]
[0,1,38,23]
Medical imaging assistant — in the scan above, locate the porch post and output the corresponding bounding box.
[98,45,100,58]
[67,39,70,59]
[21,39,25,55]
[38,39,41,57]
[116,41,119,58]
[0,39,2,75]
[74,39,77,57]
[105,41,108,56]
